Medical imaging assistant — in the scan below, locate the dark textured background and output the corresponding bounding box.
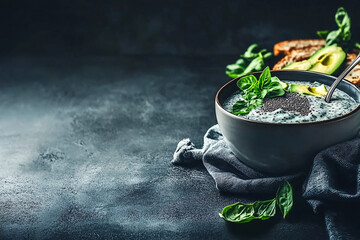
[1,0,360,56]
[0,1,359,239]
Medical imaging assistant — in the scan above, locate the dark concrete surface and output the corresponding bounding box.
[0,56,328,239]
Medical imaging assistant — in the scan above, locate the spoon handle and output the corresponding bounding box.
[325,53,360,103]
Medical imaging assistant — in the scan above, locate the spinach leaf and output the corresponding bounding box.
[226,44,273,78]
[317,7,351,49]
[276,181,293,219]
[220,198,276,223]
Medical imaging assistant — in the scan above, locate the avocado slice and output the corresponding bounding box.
[283,60,312,70]
[309,84,328,97]
[289,84,313,95]
[279,81,289,90]
[308,45,346,74]
[289,84,327,98]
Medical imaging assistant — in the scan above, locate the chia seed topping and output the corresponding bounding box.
[262,92,311,116]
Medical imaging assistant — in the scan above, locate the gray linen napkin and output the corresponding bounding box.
[302,136,360,240]
[173,124,360,240]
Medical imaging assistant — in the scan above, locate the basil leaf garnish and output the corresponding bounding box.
[231,66,286,115]
[249,98,263,108]
[237,75,257,91]
[220,198,276,223]
[260,89,268,99]
[258,65,271,89]
[232,100,250,115]
[266,82,285,98]
[276,181,293,219]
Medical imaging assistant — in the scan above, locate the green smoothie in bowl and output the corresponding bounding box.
[222,67,359,124]
[215,68,360,174]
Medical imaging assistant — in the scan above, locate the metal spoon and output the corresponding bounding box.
[325,53,360,103]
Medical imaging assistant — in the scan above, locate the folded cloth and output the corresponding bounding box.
[173,124,360,240]
[303,137,360,240]
[172,125,304,195]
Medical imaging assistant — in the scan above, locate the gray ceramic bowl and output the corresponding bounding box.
[215,70,360,176]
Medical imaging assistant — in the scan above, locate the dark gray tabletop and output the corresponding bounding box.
[0,56,328,239]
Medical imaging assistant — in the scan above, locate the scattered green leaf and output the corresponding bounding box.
[253,199,277,220]
[220,182,294,224]
[219,201,255,223]
[276,181,293,219]
[219,198,276,223]
[317,7,351,49]
[225,44,273,79]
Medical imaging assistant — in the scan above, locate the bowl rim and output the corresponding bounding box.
[216,70,360,126]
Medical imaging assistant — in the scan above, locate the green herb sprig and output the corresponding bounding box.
[317,7,351,49]
[232,66,285,115]
[226,44,273,79]
[219,181,293,223]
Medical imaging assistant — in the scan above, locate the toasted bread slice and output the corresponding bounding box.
[273,46,322,70]
[345,53,360,86]
[274,39,325,56]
